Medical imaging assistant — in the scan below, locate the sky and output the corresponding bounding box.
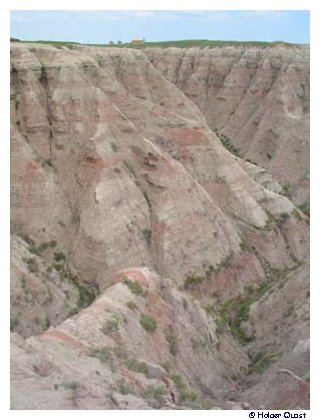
[10,10,310,44]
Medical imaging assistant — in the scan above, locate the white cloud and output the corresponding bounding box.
[242,10,288,19]
[129,11,155,18]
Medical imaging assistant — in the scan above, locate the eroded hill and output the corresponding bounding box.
[10,42,309,410]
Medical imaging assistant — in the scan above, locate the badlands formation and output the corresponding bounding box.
[10,42,309,409]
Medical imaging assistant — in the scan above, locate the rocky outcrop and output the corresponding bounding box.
[10,42,309,409]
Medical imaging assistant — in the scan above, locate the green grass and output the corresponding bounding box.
[22,39,80,47]
[140,314,157,332]
[20,39,303,49]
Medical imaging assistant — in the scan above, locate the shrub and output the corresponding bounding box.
[165,329,178,355]
[143,191,151,208]
[117,378,131,395]
[144,385,166,403]
[111,142,118,152]
[281,184,292,198]
[292,208,302,221]
[184,274,204,290]
[43,158,53,167]
[170,374,198,404]
[101,317,121,334]
[126,300,138,310]
[140,314,157,332]
[297,201,310,217]
[125,358,148,374]
[219,297,253,345]
[279,212,290,222]
[20,233,35,245]
[54,251,66,262]
[142,228,152,245]
[122,278,144,295]
[240,240,250,252]
[248,351,277,374]
[28,244,41,255]
[89,347,111,363]
[24,257,37,273]
[61,381,79,390]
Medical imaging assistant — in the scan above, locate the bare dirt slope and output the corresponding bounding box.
[10,42,309,409]
[147,45,309,205]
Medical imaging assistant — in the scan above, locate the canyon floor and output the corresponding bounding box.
[10,41,309,410]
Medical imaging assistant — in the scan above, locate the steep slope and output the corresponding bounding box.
[146,45,309,205]
[10,42,309,409]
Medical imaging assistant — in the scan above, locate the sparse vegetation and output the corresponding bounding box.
[280,183,292,198]
[240,239,251,252]
[101,316,121,334]
[10,317,19,331]
[214,128,241,157]
[219,297,254,344]
[111,142,118,152]
[54,381,79,390]
[170,374,198,404]
[142,228,152,245]
[184,274,204,290]
[43,158,53,168]
[279,212,291,222]
[21,39,295,49]
[144,385,166,405]
[283,303,295,318]
[54,251,66,262]
[126,300,138,310]
[23,257,37,273]
[122,278,144,295]
[248,351,277,374]
[165,329,178,355]
[20,233,35,245]
[140,314,157,332]
[44,315,51,329]
[143,191,151,208]
[27,240,57,256]
[125,358,148,374]
[213,281,273,344]
[292,208,302,221]
[89,347,111,363]
[117,378,131,395]
[297,201,310,217]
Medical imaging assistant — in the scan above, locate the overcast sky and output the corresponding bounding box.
[10,10,309,44]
